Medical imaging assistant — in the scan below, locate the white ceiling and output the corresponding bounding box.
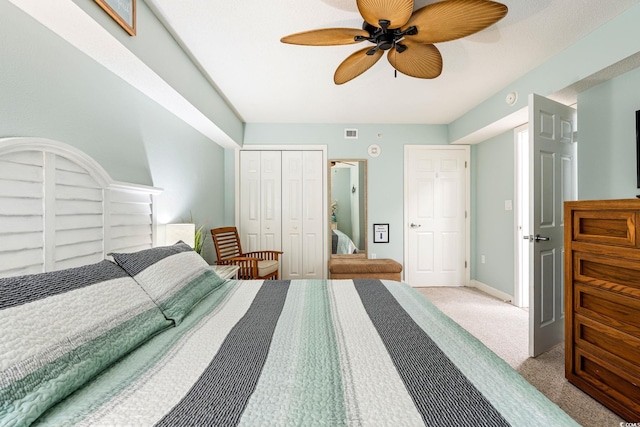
[147,0,639,125]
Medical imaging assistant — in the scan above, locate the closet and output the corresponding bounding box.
[238,149,325,279]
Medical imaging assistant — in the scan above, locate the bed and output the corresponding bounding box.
[332,229,358,254]
[0,139,578,426]
[1,243,577,426]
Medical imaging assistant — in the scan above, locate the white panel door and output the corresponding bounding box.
[406,147,467,287]
[528,93,577,357]
[259,151,281,251]
[239,151,262,252]
[281,151,323,279]
[240,151,281,252]
[302,151,323,279]
[281,151,303,278]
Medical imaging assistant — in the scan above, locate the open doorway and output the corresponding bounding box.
[514,124,529,309]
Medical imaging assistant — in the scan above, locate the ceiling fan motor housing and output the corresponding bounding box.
[360,21,417,55]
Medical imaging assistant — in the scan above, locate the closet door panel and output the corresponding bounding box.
[240,151,262,252]
[302,151,323,279]
[281,151,303,279]
[260,151,282,251]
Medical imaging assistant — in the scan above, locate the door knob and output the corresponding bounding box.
[410,223,421,229]
[524,234,550,242]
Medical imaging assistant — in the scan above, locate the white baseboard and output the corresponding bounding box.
[470,280,514,303]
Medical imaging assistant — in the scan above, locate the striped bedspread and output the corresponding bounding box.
[35,279,577,426]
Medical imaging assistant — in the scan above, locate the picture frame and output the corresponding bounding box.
[373,223,389,243]
[95,0,136,36]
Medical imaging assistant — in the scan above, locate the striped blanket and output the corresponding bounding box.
[34,279,577,426]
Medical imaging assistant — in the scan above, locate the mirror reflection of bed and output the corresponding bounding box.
[329,159,367,258]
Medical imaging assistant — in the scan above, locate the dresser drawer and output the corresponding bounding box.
[571,210,637,247]
[574,283,640,338]
[574,314,640,374]
[573,347,640,421]
[573,251,640,299]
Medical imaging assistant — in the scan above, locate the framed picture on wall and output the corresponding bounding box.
[95,0,136,36]
[373,224,389,243]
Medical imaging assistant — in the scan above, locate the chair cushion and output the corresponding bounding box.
[110,242,224,325]
[257,259,279,277]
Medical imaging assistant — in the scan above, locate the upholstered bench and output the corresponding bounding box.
[329,258,403,281]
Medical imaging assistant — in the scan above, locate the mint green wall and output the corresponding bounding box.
[450,3,640,144]
[244,123,449,263]
[0,1,234,263]
[578,66,640,200]
[70,0,243,145]
[471,132,514,295]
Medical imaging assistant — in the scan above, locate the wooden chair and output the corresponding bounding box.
[210,226,282,280]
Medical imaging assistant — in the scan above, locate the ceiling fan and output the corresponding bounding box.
[281,0,507,85]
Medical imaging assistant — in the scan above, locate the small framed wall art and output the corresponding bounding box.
[373,223,389,243]
[95,0,136,36]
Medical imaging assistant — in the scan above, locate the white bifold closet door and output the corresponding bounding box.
[239,151,282,252]
[239,150,323,280]
[281,151,323,280]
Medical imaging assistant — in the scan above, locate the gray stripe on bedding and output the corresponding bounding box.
[0,260,128,309]
[109,242,192,277]
[156,280,291,427]
[353,279,511,427]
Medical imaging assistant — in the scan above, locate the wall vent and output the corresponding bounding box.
[344,128,358,139]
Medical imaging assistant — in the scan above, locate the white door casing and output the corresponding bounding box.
[404,146,470,287]
[528,94,577,357]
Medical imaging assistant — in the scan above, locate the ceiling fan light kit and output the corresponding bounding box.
[281,0,507,85]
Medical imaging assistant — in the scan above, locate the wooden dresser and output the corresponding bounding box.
[565,199,640,421]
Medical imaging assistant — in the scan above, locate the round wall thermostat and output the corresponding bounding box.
[506,91,518,106]
[368,144,381,157]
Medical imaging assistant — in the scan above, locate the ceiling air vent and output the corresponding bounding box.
[344,128,358,139]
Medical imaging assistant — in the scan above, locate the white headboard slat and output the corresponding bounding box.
[0,137,162,278]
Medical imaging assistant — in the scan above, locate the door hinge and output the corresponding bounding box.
[465,211,467,219]
[465,161,467,168]
[465,261,467,268]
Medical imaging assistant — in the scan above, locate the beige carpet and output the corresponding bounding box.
[416,286,624,427]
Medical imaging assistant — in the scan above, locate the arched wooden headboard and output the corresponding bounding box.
[0,137,162,277]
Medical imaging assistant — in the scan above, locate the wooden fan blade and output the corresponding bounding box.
[403,0,507,44]
[357,0,414,29]
[281,28,368,46]
[388,40,443,79]
[334,48,384,85]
